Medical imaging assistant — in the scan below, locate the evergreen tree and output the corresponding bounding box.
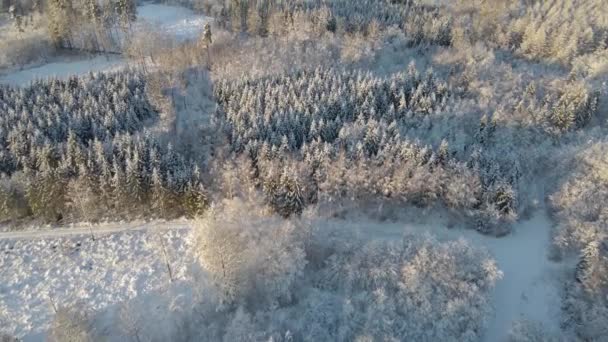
[151,167,168,218]
[181,180,208,218]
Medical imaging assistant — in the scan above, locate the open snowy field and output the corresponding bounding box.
[0,55,127,87]
[0,226,194,341]
[0,211,566,341]
[0,3,210,86]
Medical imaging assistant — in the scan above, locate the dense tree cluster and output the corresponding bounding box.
[0,72,154,174]
[447,0,608,72]
[212,65,516,232]
[206,0,452,47]
[185,199,501,341]
[54,200,499,341]
[46,0,137,51]
[551,142,608,340]
[0,72,207,223]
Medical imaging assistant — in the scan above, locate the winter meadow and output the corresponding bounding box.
[0,0,607,341]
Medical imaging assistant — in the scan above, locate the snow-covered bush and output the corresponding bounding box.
[0,33,55,70]
[194,198,309,308]
[508,319,564,342]
[47,305,94,342]
[312,235,502,341]
[190,200,500,341]
[0,13,55,70]
[551,142,608,252]
[0,334,18,342]
[562,279,608,342]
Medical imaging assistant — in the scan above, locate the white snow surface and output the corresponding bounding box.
[0,225,195,341]
[0,211,564,341]
[0,55,127,86]
[136,3,211,40]
[0,4,210,86]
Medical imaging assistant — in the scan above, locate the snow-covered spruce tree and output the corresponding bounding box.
[0,72,211,223]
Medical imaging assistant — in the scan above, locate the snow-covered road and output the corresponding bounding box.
[0,220,189,240]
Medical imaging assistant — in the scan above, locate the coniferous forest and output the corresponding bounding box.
[0,0,607,341]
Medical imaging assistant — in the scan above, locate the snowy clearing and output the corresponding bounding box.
[0,55,127,86]
[0,4,210,86]
[0,227,195,341]
[0,211,564,341]
[136,3,212,41]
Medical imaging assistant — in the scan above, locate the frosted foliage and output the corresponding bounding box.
[551,142,608,251]
[551,142,608,340]
[314,235,502,341]
[194,199,308,307]
[508,319,563,342]
[47,306,93,342]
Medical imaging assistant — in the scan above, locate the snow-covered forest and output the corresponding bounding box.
[0,0,607,341]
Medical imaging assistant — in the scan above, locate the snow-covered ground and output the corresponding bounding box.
[0,226,195,341]
[0,55,127,87]
[136,3,211,41]
[0,211,565,341]
[0,4,210,86]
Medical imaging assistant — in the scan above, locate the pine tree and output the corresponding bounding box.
[576,240,608,293]
[201,23,213,69]
[111,159,128,217]
[437,139,450,165]
[67,164,97,221]
[181,180,208,218]
[125,151,144,208]
[151,167,167,218]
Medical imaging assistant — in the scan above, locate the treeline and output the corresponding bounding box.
[46,0,137,51]
[197,0,452,47]
[212,66,518,233]
[551,142,608,341]
[448,0,608,72]
[0,72,207,224]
